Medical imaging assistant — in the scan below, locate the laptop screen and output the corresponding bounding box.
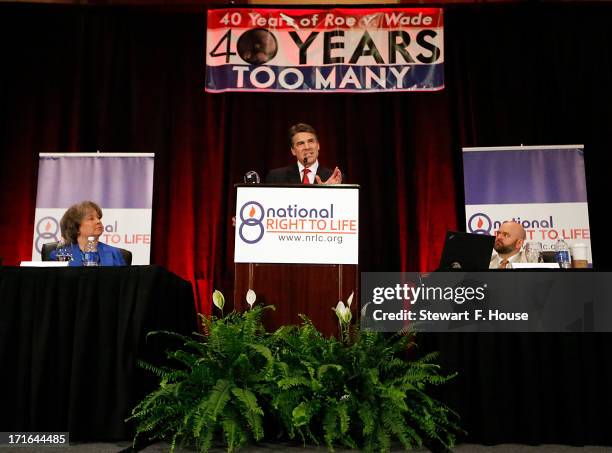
[438,231,495,271]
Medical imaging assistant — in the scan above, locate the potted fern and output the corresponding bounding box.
[129,291,460,452]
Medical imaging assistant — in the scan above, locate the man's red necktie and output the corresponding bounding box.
[302,168,311,184]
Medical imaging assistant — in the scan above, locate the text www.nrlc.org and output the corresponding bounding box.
[277,234,344,244]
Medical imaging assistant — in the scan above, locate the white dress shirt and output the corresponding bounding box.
[297,160,319,184]
[489,250,527,269]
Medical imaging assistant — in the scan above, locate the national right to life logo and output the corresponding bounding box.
[35,216,60,253]
[468,212,492,235]
[239,201,265,244]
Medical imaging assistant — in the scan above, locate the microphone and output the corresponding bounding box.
[243,171,260,184]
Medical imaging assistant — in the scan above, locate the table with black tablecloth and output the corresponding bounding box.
[0,265,197,441]
[422,332,612,446]
[418,270,612,446]
[361,270,612,445]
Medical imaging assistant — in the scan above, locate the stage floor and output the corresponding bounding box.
[10,442,611,452]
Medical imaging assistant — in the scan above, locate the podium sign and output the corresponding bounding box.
[234,185,359,264]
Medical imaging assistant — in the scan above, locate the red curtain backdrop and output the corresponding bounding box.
[2,3,612,314]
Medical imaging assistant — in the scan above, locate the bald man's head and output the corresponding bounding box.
[494,221,526,256]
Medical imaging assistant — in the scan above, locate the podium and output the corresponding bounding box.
[233,184,359,336]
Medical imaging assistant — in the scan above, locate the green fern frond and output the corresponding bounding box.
[231,387,265,439]
[136,360,171,377]
[316,364,343,380]
[358,402,377,435]
[191,378,231,440]
[277,376,311,389]
[144,329,192,343]
[206,379,233,420]
[322,402,338,451]
[337,400,350,435]
[382,386,408,411]
[292,400,321,427]
[195,425,214,453]
[375,425,391,453]
[247,343,273,364]
[222,417,245,453]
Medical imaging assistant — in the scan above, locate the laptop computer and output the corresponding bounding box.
[438,231,495,271]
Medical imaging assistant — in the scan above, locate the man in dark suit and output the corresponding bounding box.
[266,123,343,184]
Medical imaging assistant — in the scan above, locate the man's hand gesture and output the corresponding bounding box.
[316,167,342,185]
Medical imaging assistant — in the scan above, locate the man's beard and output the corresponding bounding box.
[494,242,515,255]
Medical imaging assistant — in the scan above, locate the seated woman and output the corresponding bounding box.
[49,200,126,266]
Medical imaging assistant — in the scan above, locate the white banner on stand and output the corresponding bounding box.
[463,145,592,264]
[32,153,154,265]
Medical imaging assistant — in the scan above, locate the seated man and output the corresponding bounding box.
[266,123,343,184]
[489,221,527,269]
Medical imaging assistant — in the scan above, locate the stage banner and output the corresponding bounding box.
[463,145,592,263]
[32,153,154,265]
[206,8,443,93]
[234,184,359,264]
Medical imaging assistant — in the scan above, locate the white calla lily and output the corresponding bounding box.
[334,301,345,312]
[346,291,354,309]
[246,289,257,308]
[333,301,351,324]
[341,305,352,324]
[212,290,225,311]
